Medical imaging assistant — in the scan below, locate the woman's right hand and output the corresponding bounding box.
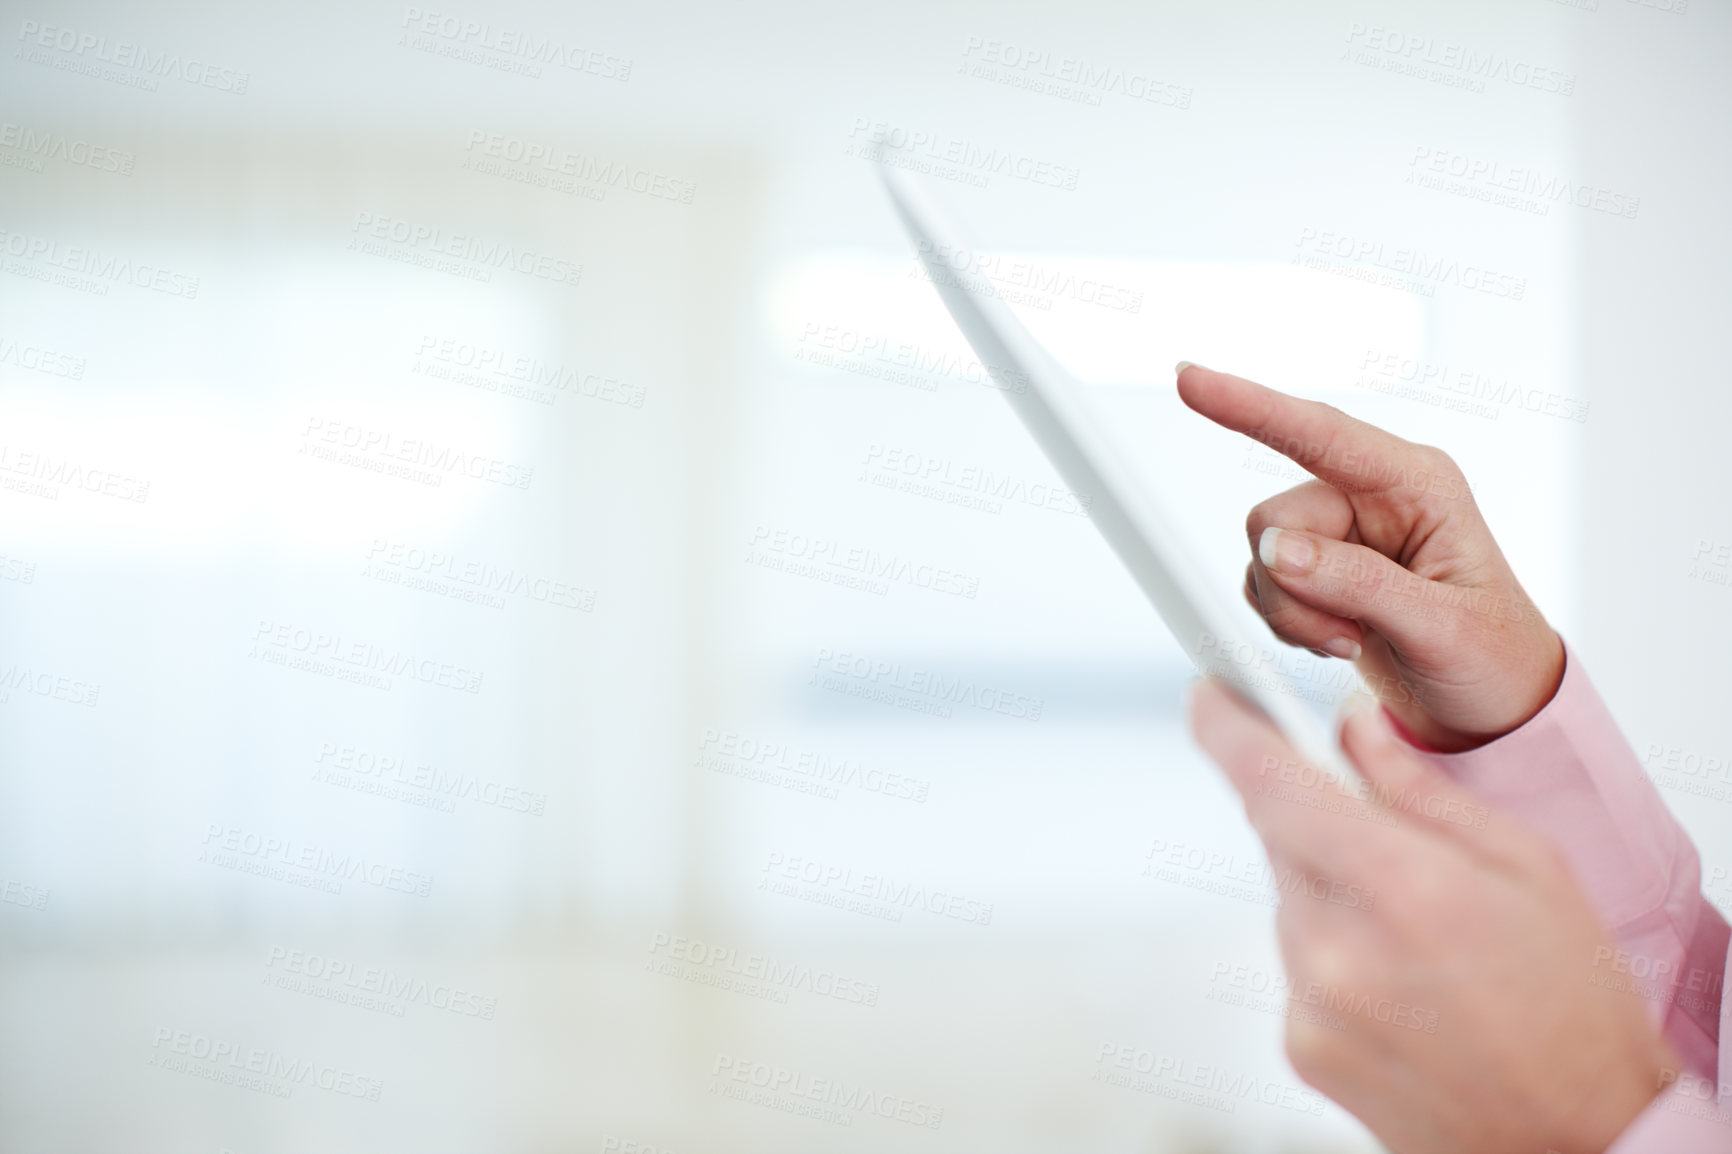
[1176,363,1565,752]
[1186,678,1675,1154]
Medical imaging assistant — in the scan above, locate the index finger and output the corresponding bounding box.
[1176,363,1437,499]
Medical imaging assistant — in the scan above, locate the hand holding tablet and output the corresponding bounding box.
[881,165,1668,1154]
[881,165,1563,761]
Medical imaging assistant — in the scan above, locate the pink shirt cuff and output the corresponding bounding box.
[1607,1076,1732,1153]
[1403,640,1730,1095]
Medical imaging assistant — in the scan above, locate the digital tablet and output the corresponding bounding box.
[879,165,1362,784]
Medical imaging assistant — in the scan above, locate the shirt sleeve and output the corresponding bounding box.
[1401,639,1732,1148]
[1606,1074,1732,1153]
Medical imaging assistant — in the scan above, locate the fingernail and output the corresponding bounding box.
[1175,360,1201,376]
[1258,527,1314,576]
[1322,637,1362,661]
[1180,675,1204,714]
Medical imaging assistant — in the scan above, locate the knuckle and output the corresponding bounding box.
[1396,866,1459,922]
[1299,939,1360,993]
[1315,401,1350,426]
[1365,848,1428,903]
[1245,486,1309,542]
[1410,445,1469,501]
[1246,502,1275,542]
[1284,1020,1343,1087]
[1262,601,1318,640]
[1419,445,1461,475]
[1378,849,1472,927]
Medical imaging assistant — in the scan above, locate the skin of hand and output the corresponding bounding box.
[1176,362,1564,752]
[1188,678,1676,1154]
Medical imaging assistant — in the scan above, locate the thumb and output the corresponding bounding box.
[1336,693,1497,846]
[1256,527,1457,659]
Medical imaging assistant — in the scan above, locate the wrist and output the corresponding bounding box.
[1556,1038,1678,1154]
[1399,627,1566,753]
[1475,626,1566,746]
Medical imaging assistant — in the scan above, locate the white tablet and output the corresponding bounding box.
[879,165,1361,783]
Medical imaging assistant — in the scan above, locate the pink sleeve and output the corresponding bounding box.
[1405,640,1732,1150]
[1609,1078,1732,1153]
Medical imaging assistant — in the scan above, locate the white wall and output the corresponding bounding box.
[0,1,1723,1151]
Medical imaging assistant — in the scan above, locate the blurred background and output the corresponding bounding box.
[0,0,1728,1150]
